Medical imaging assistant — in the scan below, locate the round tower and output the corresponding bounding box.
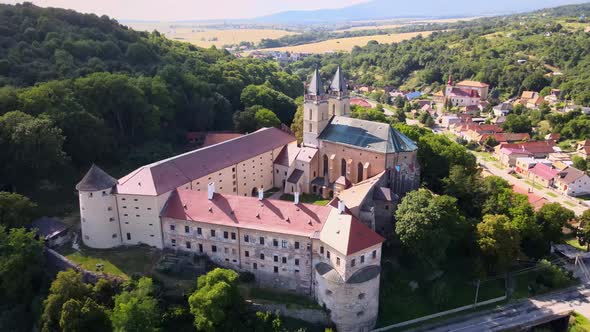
[76,164,122,249]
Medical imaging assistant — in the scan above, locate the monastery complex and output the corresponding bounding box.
[76,67,421,331]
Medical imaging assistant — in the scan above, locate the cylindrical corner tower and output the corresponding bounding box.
[76,165,122,249]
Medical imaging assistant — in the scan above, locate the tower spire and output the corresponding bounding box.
[330,65,347,93]
[307,68,324,96]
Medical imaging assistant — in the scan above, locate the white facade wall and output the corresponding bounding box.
[556,175,590,196]
[79,189,121,249]
[117,193,170,248]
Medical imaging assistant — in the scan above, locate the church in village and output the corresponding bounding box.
[76,67,420,332]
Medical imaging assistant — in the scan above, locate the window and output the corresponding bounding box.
[282,257,287,264]
[171,239,176,245]
[186,242,191,249]
[295,259,299,266]
[212,245,217,252]
[185,225,190,233]
[358,293,365,299]
[351,259,356,267]
[121,198,126,201]
[281,240,288,248]
[325,290,332,296]
[320,246,324,254]
[260,237,265,245]
[341,158,347,177]
[244,235,249,242]
[273,239,278,247]
[361,255,365,264]
[357,311,364,317]
[336,257,340,266]
[294,241,300,249]
[211,230,216,237]
[232,248,236,255]
[274,266,279,273]
[126,233,131,240]
[224,231,229,239]
[245,251,250,257]
[327,251,331,259]
[253,263,258,270]
[198,244,203,253]
[274,255,279,262]
[109,218,115,222]
[88,193,93,198]
[197,227,202,235]
[224,247,229,254]
[295,269,300,273]
[107,206,112,211]
[231,232,236,240]
[260,253,265,260]
[372,250,377,259]
[112,234,117,238]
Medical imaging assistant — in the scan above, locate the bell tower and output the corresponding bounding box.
[303,68,329,148]
[328,66,350,117]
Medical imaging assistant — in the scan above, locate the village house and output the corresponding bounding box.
[495,141,557,166]
[527,163,561,188]
[577,140,590,159]
[440,77,489,107]
[477,133,530,146]
[553,167,590,197]
[515,158,551,176]
[493,102,513,117]
[517,91,543,109]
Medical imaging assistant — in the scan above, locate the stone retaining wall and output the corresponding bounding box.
[249,301,331,326]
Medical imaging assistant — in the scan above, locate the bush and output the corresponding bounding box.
[535,259,571,289]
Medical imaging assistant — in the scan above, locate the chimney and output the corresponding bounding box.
[207,182,215,200]
[294,192,300,205]
[338,200,346,214]
[258,187,264,201]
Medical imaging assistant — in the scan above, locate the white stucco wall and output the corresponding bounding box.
[79,189,122,249]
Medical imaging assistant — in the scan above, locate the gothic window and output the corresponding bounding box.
[309,109,313,120]
[332,104,336,115]
[308,123,312,132]
[341,159,347,177]
[323,155,329,176]
[357,162,364,182]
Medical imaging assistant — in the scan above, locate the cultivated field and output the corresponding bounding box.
[125,22,298,48]
[335,17,479,32]
[262,31,435,53]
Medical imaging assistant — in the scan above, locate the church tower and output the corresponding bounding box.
[303,69,329,148]
[328,66,350,117]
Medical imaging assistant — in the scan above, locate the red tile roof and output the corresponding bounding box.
[456,80,489,88]
[450,87,480,98]
[512,185,548,210]
[479,133,530,144]
[202,133,243,147]
[162,190,385,255]
[350,98,372,108]
[117,128,296,196]
[529,163,560,181]
[499,141,556,155]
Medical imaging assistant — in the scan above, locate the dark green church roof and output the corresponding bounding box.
[318,116,418,153]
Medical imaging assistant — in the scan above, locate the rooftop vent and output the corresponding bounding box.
[256,213,260,219]
[208,207,213,213]
[183,204,187,210]
[207,182,215,200]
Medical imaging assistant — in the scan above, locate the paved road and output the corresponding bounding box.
[409,286,590,332]
[476,156,587,216]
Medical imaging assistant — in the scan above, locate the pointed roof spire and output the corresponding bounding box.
[330,66,347,93]
[76,164,118,191]
[307,68,324,96]
[447,73,454,86]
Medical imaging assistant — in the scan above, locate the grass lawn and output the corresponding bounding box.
[565,236,588,252]
[524,180,545,191]
[565,201,577,207]
[57,245,162,279]
[546,191,558,198]
[279,193,330,206]
[568,312,590,331]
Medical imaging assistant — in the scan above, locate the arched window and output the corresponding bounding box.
[341,159,347,177]
[332,104,336,115]
[309,109,313,120]
[357,162,364,182]
[308,123,312,132]
[323,155,329,176]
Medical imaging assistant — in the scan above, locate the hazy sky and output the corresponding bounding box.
[1,0,369,21]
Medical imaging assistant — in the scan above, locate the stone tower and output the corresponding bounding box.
[445,73,454,97]
[328,66,350,117]
[303,68,330,148]
[76,164,121,249]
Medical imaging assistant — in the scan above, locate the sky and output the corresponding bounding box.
[0,0,369,21]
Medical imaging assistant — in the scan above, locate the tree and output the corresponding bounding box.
[395,189,465,267]
[188,268,244,332]
[59,298,111,332]
[476,215,521,273]
[577,210,590,251]
[0,192,37,228]
[537,203,575,244]
[290,104,304,144]
[254,108,281,128]
[111,277,160,332]
[443,165,482,217]
[502,114,532,133]
[573,156,588,172]
[42,270,91,332]
[240,84,297,125]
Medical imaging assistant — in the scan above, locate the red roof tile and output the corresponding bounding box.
[202,133,243,147]
[512,185,548,210]
[499,141,556,155]
[118,128,296,196]
[529,163,560,181]
[350,98,372,108]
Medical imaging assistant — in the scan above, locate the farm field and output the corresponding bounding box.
[262,30,435,53]
[335,16,479,32]
[126,22,298,48]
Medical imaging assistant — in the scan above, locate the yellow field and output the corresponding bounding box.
[336,17,479,32]
[125,22,298,48]
[263,31,435,54]
[336,24,403,32]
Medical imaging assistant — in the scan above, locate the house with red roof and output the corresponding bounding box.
[527,163,561,188]
[553,167,590,197]
[495,141,556,166]
[442,77,490,107]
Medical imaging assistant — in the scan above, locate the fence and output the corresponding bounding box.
[371,294,507,332]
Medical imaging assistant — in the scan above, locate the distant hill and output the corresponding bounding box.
[254,0,590,23]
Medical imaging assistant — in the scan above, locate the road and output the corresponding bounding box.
[476,155,587,216]
[409,286,590,332]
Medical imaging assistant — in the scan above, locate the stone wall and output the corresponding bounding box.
[249,301,331,326]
